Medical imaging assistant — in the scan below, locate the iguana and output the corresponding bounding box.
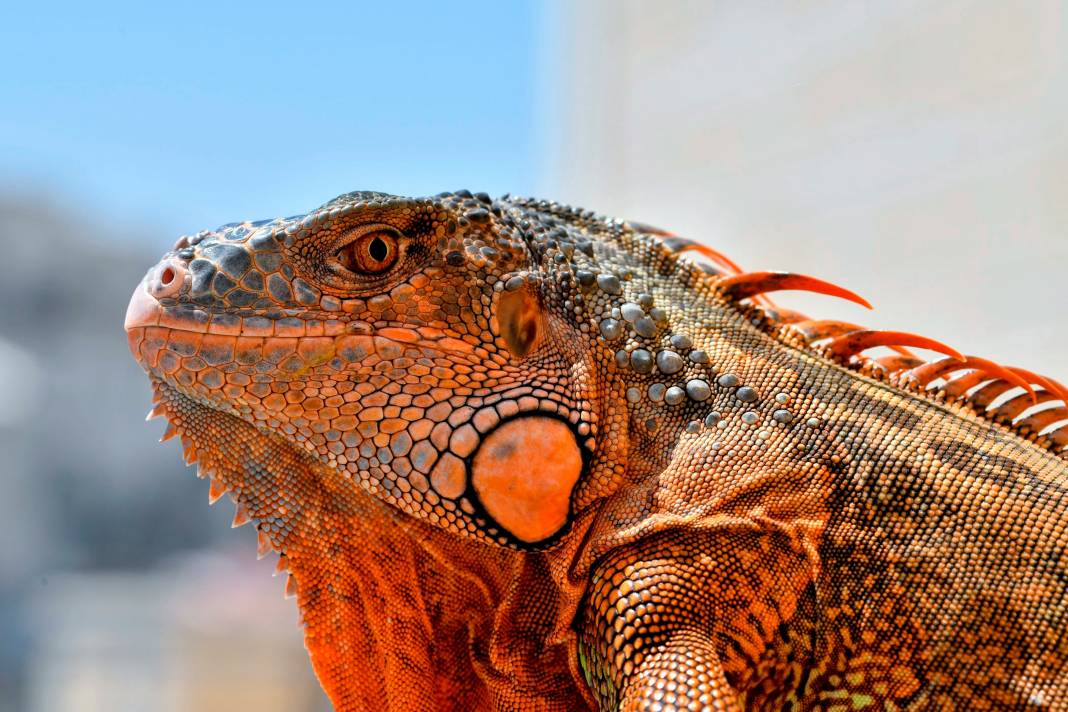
[125,190,1068,711]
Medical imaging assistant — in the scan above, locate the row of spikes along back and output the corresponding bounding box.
[650,231,1068,459]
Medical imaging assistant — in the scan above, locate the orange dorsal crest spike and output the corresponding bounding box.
[941,370,989,399]
[1017,408,1068,435]
[876,354,926,373]
[792,320,867,343]
[766,306,809,324]
[969,380,1021,410]
[908,356,1037,403]
[627,220,677,238]
[719,271,873,310]
[675,243,746,276]
[992,390,1062,422]
[1008,367,1068,404]
[825,330,964,362]
[665,241,779,305]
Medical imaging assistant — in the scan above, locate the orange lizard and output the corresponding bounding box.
[125,190,1068,710]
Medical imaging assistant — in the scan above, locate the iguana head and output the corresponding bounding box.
[125,190,642,547]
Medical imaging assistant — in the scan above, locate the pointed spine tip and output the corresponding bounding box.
[208,478,228,505]
[256,528,273,559]
[231,501,251,528]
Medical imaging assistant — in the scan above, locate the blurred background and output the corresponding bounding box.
[0,1,1064,710]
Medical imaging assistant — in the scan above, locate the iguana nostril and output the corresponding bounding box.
[149,259,186,298]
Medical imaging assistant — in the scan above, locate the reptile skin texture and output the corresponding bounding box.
[125,191,1068,711]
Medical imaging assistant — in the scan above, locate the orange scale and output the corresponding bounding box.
[278,355,304,373]
[429,453,467,499]
[157,351,181,375]
[198,369,224,389]
[380,419,408,435]
[225,385,250,402]
[297,337,335,362]
[262,393,287,412]
[234,337,264,365]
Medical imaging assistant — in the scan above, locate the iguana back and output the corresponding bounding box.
[125,190,1068,710]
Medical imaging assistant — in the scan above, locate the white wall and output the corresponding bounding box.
[549,1,1067,376]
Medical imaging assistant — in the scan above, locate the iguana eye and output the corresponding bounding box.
[337,229,399,274]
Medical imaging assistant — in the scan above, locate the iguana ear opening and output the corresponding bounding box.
[496,279,543,359]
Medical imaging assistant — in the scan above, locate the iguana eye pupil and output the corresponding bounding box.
[369,236,388,262]
[337,229,398,275]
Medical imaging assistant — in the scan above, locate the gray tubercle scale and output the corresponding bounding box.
[664,386,685,405]
[596,274,622,295]
[630,349,653,374]
[633,317,658,338]
[600,318,623,340]
[670,334,693,350]
[773,409,794,424]
[656,350,685,375]
[686,379,711,402]
[735,386,758,403]
[620,303,644,322]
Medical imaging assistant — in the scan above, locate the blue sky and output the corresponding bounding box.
[0,1,547,241]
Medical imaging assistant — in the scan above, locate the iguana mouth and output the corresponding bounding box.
[125,271,479,382]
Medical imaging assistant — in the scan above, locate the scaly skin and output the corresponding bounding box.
[125,190,1068,711]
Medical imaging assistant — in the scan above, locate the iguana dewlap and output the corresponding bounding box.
[125,190,1068,711]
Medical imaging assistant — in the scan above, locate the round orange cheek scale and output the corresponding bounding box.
[470,417,583,544]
